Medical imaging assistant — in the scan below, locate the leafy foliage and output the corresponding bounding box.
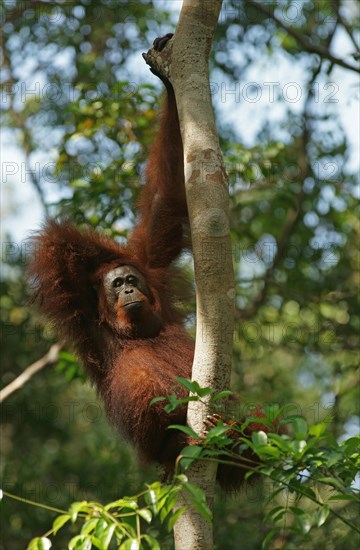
[4,390,358,549]
[15,475,209,550]
[1,1,359,549]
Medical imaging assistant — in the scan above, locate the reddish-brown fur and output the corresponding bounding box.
[28,79,197,473]
[28,37,272,489]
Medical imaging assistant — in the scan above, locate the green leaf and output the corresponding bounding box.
[175,474,188,484]
[175,377,197,392]
[59,351,77,361]
[196,387,214,398]
[293,417,308,439]
[289,506,305,516]
[316,477,346,490]
[328,493,359,502]
[69,501,89,523]
[102,525,116,547]
[298,485,317,501]
[180,481,212,522]
[264,486,283,505]
[205,423,231,438]
[158,488,182,524]
[141,535,161,549]
[341,436,360,454]
[69,535,92,550]
[106,499,138,511]
[315,505,330,527]
[293,440,307,454]
[261,528,277,550]
[296,513,312,534]
[27,538,52,550]
[167,507,186,531]
[71,179,89,189]
[95,518,108,535]
[93,519,115,547]
[257,446,281,458]
[179,445,203,469]
[308,422,328,438]
[52,514,70,534]
[154,494,174,517]
[175,378,213,397]
[167,424,200,439]
[150,396,166,405]
[81,518,99,535]
[280,33,298,50]
[144,483,171,513]
[265,505,287,523]
[268,433,292,451]
[181,479,204,500]
[191,498,212,523]
[210,390,233,401]
[90,535,106,549]
[327,450,343,467]
[164,394,196,413]
[252,430,268,445]
[138,508,152,523]
[119,539,140,550]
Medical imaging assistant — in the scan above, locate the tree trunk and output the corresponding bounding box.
[172,1,234,548]
[144,1,233,546]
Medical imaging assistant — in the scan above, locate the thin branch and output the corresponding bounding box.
[0,343,62,403]
[337,10,360,53]
[247,0,359,74]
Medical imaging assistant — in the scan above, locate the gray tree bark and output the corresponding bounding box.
[144,1,234,547]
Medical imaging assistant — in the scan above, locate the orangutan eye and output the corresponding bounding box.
[112,277,124,288]
[127,275,137,285]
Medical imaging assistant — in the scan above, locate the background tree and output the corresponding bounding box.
[1,1,359,549]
